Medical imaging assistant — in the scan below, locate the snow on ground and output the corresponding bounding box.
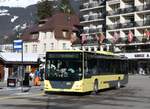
[11,16,18,22]
[0,9,9,16]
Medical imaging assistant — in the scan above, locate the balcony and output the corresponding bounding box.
[80,13,104,23]
[89,25,97,34]
[107,23,121,30]
[136,4,150,11]
[89,13,99,20]
[120,6,135,14]
[83,26,89,34]
[107,21,135,30]
[121,21,135,28]
[83,25,103,34]
[80,0,105,10]
[135,20,150,27]
[89,1,99,8]
[107,0,119,4]
[107,6,135,16]
[107,20,150,30]
[107,9,120,16]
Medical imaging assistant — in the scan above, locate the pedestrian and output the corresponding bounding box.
[40,68,44,81]
[34,69,41,86]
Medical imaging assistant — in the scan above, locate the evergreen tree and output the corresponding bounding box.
[37,0,52,20]
[59,0,75,14]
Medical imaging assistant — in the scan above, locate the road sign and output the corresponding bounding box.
[13,40,23,51]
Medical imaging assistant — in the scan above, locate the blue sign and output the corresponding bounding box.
[13,40,23,51]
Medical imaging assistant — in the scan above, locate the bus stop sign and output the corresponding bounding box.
[13,40,23,51]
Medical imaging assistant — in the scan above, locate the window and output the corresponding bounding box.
[43,43,46,52]
[49,32,53,39]
[63,31,68,38]
[43,32,46,40]
[62,43,67,50]
[50,43,54,50]
[32,44,37,53]
[25,45,28,53]
[32,33,38,39]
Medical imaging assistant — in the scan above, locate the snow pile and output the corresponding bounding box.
[11,16,18,22]
[0,9,9,16]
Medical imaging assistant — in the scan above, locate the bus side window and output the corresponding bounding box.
[87,59,97,75]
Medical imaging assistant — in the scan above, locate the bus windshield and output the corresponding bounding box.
[45,59,82,81]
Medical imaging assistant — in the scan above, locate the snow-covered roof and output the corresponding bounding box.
[0,53,39,62]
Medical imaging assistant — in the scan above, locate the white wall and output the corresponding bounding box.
[23,31,72,56]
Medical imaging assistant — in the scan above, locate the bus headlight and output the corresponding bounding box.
[73,82,83,90]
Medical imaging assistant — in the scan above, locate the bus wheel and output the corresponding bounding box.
[116,81,121,89]
[93,80,99,95]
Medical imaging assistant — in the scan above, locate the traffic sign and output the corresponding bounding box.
[13,40,23,51]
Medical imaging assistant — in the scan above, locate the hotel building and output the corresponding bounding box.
[106,0,150,74]
[73,0,106,51]
[77,0,150,74]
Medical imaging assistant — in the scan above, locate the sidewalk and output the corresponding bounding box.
[0,81,44,92]
[0,81,7,89]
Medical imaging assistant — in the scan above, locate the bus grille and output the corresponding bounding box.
[50,81,74,89]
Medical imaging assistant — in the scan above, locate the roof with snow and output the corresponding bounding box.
[21,13,80,42]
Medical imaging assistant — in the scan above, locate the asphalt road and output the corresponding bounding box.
[0,75,150,109]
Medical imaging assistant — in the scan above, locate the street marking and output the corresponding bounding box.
[0,93,45,100]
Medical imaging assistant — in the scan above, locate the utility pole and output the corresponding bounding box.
[13,39,23,92]
[21,40,23,92]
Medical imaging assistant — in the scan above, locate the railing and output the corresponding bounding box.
[107,9,120,16]
[120,6,135,14]
[135,20,150,27]
[136,4,150,11]
[121,22,135,28]
[107,23,121,30]
[107,19,150,30]
[80,13,105,22]
[107,4,150,16]
[80,1,105,10]
[84,27,103,34]
[106,0,119,2]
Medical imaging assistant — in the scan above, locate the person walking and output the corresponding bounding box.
[34,69,41,86]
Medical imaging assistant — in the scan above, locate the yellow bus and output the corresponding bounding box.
[44,50,128,94]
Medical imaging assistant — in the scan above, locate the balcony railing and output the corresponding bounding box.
[83,25,103,34]
[80,13,105,22]
[107,23,121,30]
[80,1,105,10]
[136,4,150,11]
[120,6,135,14]
[107,4,150,16]
[107,19,150,30]
[121,22,135,28]
[107,9,120,16]
[135,20,150,27]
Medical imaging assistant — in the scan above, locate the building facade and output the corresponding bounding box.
[21,13,79,57]
[106,0,150,74]
[106,0,150,47]
[0,53,38,81]
[0,13,79,56]
[77,0,150,74]
[73,0,106,51]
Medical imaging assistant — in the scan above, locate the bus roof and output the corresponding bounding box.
[46,50,82,52]
[46,50,127,60]
[46,50,114,55]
